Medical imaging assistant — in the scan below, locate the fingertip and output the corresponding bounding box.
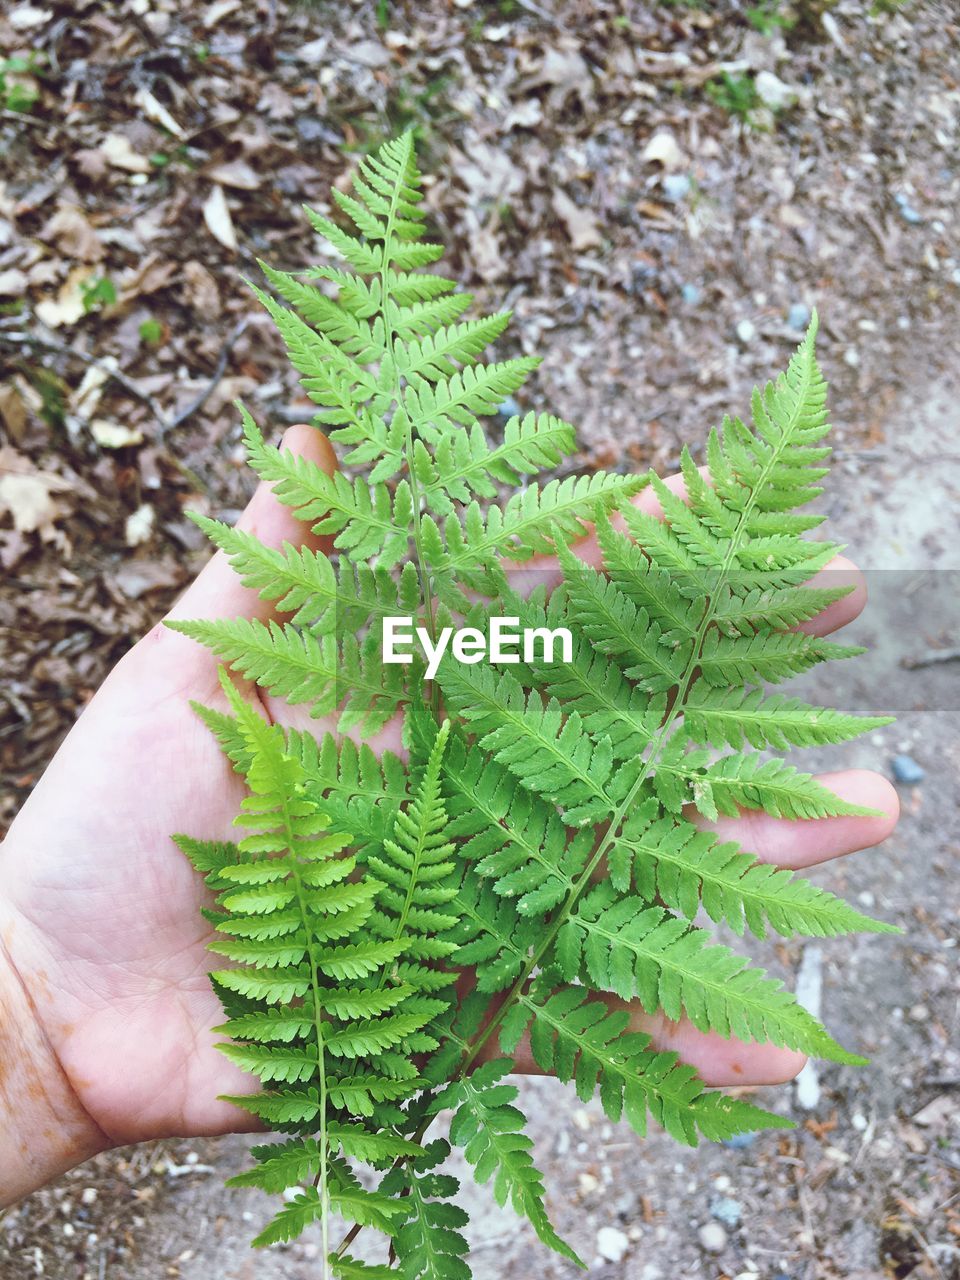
[167,422,337,624]
[236,422,336,548]
[823,768,900,834]
[276,422,338,476]
[753,1044,807,1087]
[630,1009,808,1087]
[799,553,867,635]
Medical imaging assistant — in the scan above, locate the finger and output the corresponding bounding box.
[688,769,900,870]
[166,424,336,625]
[626,1006,806,1086]
[796,554,866,636]
[497,996,805,1087]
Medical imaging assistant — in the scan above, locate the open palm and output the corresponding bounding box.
[0,425,898,1151]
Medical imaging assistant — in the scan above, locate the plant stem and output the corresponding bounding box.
[376,136,441,719]
[283,799,332,1279]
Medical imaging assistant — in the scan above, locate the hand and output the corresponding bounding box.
[0,425,898,1204]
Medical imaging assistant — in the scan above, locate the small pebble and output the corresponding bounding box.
[722,1131,756,1150]
[787,302,811,330]
[681,283,702,305]
[894,192,923,224]
[81,1188,98,1206]
[710,1196,743,1228]
[736,319,756,344]
[497,396,521,419]
[596,1226,630,1263]
[698,1221,728,1253]
[663,173,691,202]
[891,753,925,784]
[755,70,797,111]
[296,117,342,146]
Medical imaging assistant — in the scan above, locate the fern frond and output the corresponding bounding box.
[436,662,616,826]
[556,883,864,1063]
[683,684,894,751]
[167,616,338,716]
[433,1059,583,1266]
[616,804,895,938]
[368,720,460,966]
[440,729,590,916]
[382,1140,471,1280]
[502,982,791,1146]
[420,412,576,515]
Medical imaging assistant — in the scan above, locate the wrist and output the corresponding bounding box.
[0,904,108,1208]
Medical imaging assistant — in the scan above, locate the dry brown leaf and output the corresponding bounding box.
[534,45,593,100]
[202,185,238,251]
[258,82,295,121]
[0,385,28,443]
[134,86,184,138]
[635,199,678,226]
[642,132,687,171]
[34,265,95,328]
[182,260,221,320]
[204,158,261,191]
[101,133,151,174]
[119,253,178,303]
[40,204,105,262]
[73,146,109,183]
[0,447,70,537]
[0,267,28,297]
[462,211,504,282]
[913,1095,957,1128]
[345,40,392,68]
[455,142,522,203]
[552,189,603,251]
[114,557,184,599]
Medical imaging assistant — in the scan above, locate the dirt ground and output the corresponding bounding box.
[1,1,958,1277]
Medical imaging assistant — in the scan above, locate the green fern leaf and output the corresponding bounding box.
[433,1059,583,1266]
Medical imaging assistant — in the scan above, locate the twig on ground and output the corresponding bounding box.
[164,317,249,436]
[0,330,170,429]
[0,317,249,440]
[902,647,960,670]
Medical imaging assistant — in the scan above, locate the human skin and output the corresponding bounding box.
[0,424,899,1208]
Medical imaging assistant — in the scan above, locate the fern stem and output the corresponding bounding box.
[282,799,332,1278]
[377,134,441,718]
